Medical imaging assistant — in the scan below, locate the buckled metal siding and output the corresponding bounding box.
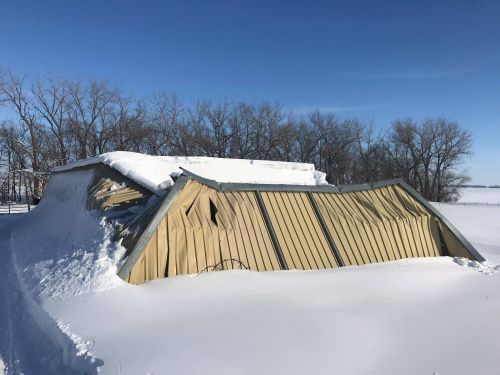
[312,185,442,266]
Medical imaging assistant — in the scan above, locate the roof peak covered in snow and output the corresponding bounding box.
[52,151,328,194]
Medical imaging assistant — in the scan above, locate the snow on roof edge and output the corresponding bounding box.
[52,152,328,194]
[53,156,102,173]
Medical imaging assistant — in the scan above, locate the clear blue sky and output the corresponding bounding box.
[1,0,499,184]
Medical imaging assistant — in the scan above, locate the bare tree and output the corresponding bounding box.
[430,119,472,201]
[0,68,475,203]
[66,80,115,159]
[351,123,391,182]
[32,77,70,165]
[149,92,183,154]
[0,72,44,199]
[388,118,472,201]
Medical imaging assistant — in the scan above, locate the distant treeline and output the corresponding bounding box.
[0,69,472,203]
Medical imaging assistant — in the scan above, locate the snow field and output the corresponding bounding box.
[433,202,500,264]
[457,187,500,204]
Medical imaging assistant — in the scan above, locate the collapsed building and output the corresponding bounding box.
[48,151,483,284]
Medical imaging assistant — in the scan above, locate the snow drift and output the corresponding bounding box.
[0,169,125,374]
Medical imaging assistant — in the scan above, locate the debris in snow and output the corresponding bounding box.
[453,257,500,275]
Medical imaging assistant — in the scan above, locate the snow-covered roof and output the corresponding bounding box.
[53,151,328,194]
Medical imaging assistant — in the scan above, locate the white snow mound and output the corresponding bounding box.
[12,169,125,300]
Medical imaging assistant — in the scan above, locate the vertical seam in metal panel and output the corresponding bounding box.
[216,194,235,267]
[351,191,385,262]
[264,192,298,268]
[390,186,423,258]
[437,220,450,256]
[191,196,208,272]
[276,192,311,269]
[293,193,329,268]
[217,193,246,268]
[418,216,433,257]
[165,217,170,277]
[317,193,356,265]
[358,190,394,261]
[237,192,264,271]
[156,229,161,277]
[265,191,299,268]
[307,192,345,267]
[224,192,251,270]
[405,190,435,257]
[255,191,288,270]
[395,186,427,258]
[370,189,400,260]
[392,187,422,258]
[335,193,370,264]
[230,191,259,271]
[426,216,441,256]
[341,193,380,263]
[243,192,276,270]
[388,191,413,259]
[268,192,301,269]
[212,193,226,267]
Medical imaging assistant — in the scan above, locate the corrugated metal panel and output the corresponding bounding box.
[128,254,145,284]
[312,185,442,266]
[128,180,281,282]
[438,221,471,259]
[260,192,339,270]
[127,220,169,284]
[126,178,477,284]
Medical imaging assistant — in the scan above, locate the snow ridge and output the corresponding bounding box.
[9,232,103,373]
[453,257,500,275]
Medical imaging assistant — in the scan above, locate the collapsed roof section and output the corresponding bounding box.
[53,151,328,195]
[117,169,485,284]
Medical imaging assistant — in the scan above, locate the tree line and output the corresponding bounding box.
[0,69,472,203]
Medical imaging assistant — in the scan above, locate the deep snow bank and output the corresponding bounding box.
[53,152,328,194]
[45,257,500,375]
[13,168,125,299]
[0,169,126,374]
[25,204,500,374]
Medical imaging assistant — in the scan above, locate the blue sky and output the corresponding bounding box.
[1,0,499,184]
